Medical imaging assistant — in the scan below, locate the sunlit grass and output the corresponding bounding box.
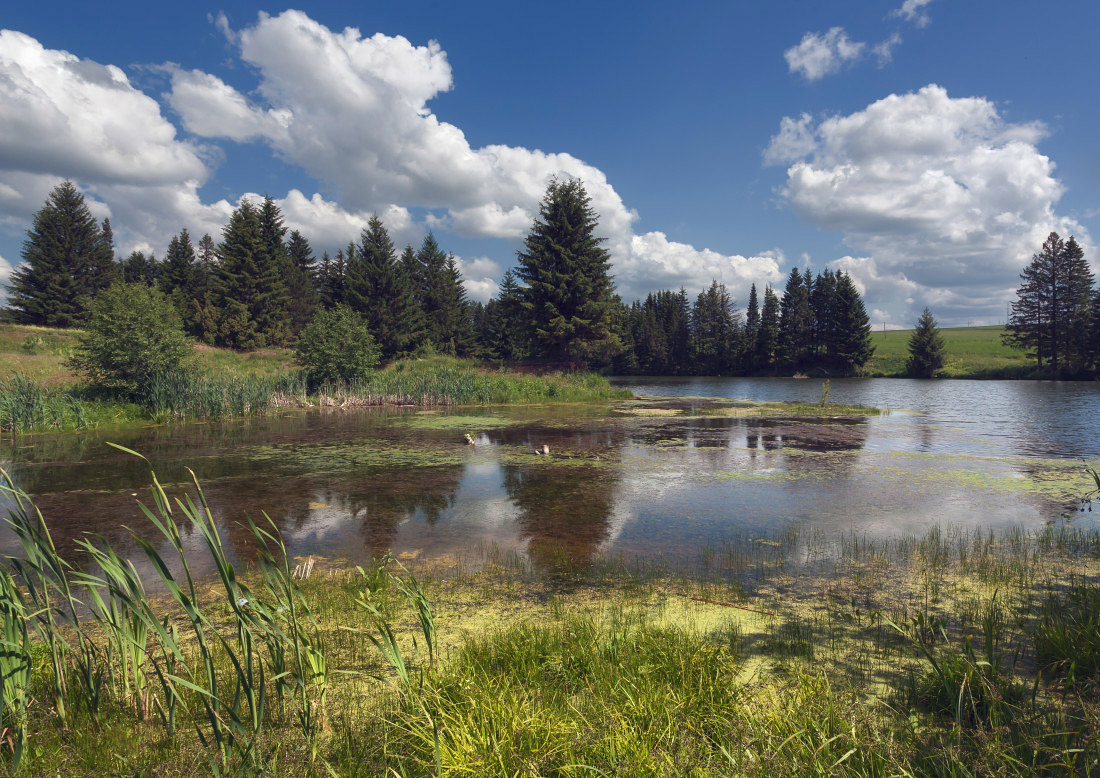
[2,457,1099,774]
[864,324,1033,378]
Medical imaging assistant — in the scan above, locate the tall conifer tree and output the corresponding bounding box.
[515,178,619,366]
[6,181,116,326]
[347,216,423,359]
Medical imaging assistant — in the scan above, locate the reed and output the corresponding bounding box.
[0,465,1097,774]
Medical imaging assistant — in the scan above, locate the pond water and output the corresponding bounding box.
[1,378,1098,577]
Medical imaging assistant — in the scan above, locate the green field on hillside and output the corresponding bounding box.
[863,325,1033,378]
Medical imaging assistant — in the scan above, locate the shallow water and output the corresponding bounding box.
[1,378,1098,576]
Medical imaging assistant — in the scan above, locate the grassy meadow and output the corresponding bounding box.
[0,458,1098,776]
[0,324,629,433]
[864,325,1033,378]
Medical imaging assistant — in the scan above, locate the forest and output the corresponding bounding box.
[3,179,883,378]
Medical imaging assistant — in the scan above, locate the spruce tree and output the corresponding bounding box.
[756,286,780,371]
[809,269,836,360]
[516,178,620,367]
[777,268,813,370]
[1004,232,1093,373]
[254,197,292,345]
[284,230,320,337]
[491,269,526,361]
[690,281,739,375]
[213,200,265,349]
[743,284,760,371]
[120,251,158,286]
[828,271,874,373]
[347,216,423,359]
[6,181,116,326]
[193,233,219,343]
[411,233,450,349]
[906,307,946,378]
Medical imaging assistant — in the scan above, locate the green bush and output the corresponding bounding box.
[65,282,193,397]
[294,304,380,386]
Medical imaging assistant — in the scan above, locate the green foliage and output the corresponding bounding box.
[1030,582,1100,684]
[906,307,946,377]
[5,181,117,327]
[1005,232,1093,374]
[65,282,193,397]
[690,280,740,374]
[212,198,290,349]
[778,268,813,369]
[346,216,424,360]
[756,285,781,369]
[516,177,620,367]
[294,304,380,386]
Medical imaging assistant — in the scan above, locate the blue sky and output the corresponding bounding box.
[1,1,1096,327]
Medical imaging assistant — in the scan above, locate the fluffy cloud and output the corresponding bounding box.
[0,30,207,186]
[768,85,1093,325]
[892,0,935,28]
[167,10,766,299]
[0,14,775,302]
[784,28,865,81]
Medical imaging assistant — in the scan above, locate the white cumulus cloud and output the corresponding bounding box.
[768,85,1094,326]
[0,14,777,303]
[784,28,866,81]
[165,9,766,300]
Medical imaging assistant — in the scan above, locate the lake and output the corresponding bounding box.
[1,377,1098,576]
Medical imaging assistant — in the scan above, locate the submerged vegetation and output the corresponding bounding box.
[0,457,1098,775]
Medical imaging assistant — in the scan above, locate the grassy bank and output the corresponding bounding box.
[0,324,630,433]
[864,325,1034,378]
[1,460,1099,775]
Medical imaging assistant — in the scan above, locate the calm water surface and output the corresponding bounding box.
[1,378,1098,576]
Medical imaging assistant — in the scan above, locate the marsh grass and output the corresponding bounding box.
[0,465,1099,773]
[0,354,628,433]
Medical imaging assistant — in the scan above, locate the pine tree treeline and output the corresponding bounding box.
[5,179,879,376]
[614,269,873,376]
[1003,231,1095,376]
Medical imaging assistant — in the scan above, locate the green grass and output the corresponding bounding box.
[3,459,1100,775]
[0,324,632,432]
[863,325,1034,378]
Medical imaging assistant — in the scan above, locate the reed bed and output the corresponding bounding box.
[0,462,1098,774]
[0,357,627,433]
[316,356,629,407]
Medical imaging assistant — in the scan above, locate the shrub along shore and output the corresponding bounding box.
[0,322,631,433]
[0,457,1098,775]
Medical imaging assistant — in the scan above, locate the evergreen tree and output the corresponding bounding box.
[6,181,116,326]
[212,201,265,349]
[516,178,620,366]
[743,284,760,371]
[159,229,200,335]
[120,251,158,286]
[284,229,320,336]
[756,286,780,371]
[100,218,115,262]
[827,271,874,373]
[1004,232,1093,373]
[254,196,292,345]
[347,216,423,359]
[906,307,946,378]
[491,269,527,361]
[777,268,813,370]
[690,281,739,374]
[809,269,837,359]
[193,233,219,343]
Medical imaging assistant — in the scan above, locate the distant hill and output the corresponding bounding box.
[863,325,1033,378]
